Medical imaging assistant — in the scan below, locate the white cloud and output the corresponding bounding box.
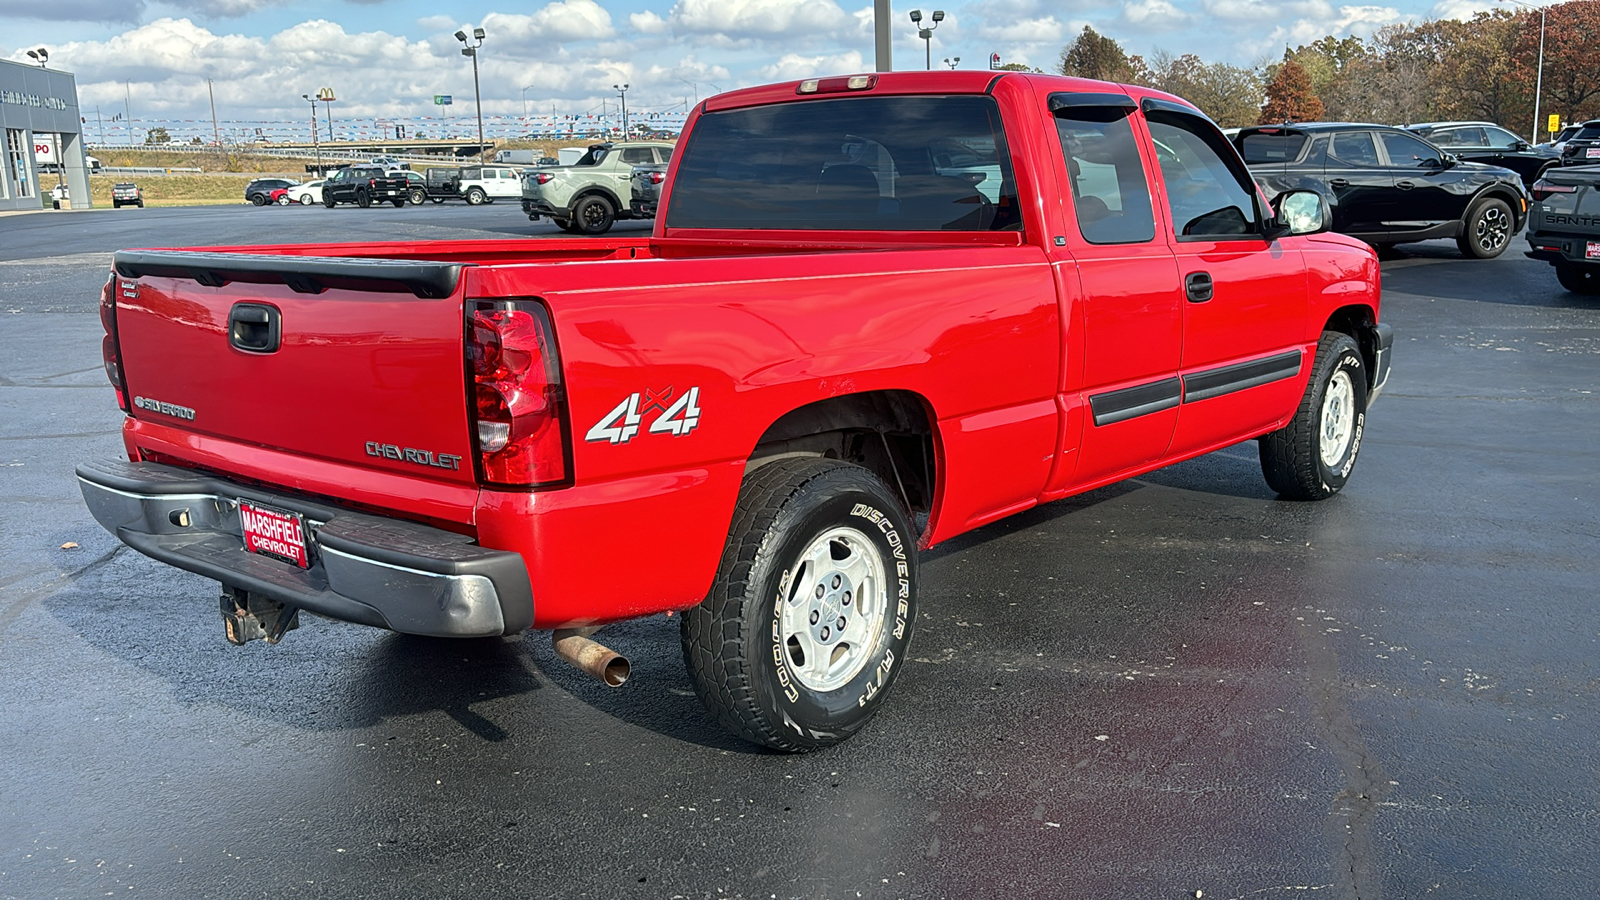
[630,10,670,33]
[756,50,868,81]
[1124,0,1190,27]
[481,1,615,44]
[665,0,858,40]
[1429,0,1497,20]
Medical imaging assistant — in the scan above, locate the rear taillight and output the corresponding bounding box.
[99,274,128,412]
[535,172,554,185]
[466,300,570,488]
[1531,179,1577,202]
[649,172,666,185]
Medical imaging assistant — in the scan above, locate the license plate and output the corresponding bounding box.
[239,499,311,568]
[1589,242,1600,260]
[1587,147,1600,158]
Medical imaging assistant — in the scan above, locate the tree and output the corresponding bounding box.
[995,62,1044,73]
[1259,59,1324,123]
[144,127,171,145]
[1058,26,1147,84]
[1148,51,1265,127]
[1512,0,1600,125]
[1432,11,1529,127]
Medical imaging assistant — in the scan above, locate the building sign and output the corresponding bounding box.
[1,90,69,111]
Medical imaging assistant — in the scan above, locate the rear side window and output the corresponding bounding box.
[665,95,1020,231]
[1379,132,1444,167]
[1238,132,1307,163]
[1329,132,1380,167]
[620,147,654,164]
[1055,105,1156,244]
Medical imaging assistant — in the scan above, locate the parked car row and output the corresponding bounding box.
[1234,122,1529,259]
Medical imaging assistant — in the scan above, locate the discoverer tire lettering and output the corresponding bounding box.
[1259,331,1368,500]
[680,458,918,752]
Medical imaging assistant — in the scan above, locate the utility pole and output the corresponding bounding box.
[124,82,133,146]
[874,0,892,71]
[206,78,220,147]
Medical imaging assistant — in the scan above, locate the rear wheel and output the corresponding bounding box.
[681,459,918,752]
[431,198,444,204]
[390,197,405,208]
[1456,197,1512,259]
[356,189,371,208]
[466,187,487,205]
[299,195,313,206]
[408,187,427,205]
[250,193,267,206]
[1555,261,1600,295]
[573,195,615,235]
[1259,332,1368,500]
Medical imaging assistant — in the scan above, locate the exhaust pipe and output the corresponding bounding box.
[552,627,630,687]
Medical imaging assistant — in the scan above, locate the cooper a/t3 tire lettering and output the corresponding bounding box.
[681,458,917,752]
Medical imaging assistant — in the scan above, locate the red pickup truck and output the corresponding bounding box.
[79,72,1390,751]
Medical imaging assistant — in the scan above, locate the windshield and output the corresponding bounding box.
[666,94,1020,231]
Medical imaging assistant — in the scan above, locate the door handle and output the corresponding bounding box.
[1328,178,1350,188]
[1185,271,1213,303]
[1396,181,1415,190]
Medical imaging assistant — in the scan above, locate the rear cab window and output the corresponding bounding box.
[665,94,1020,232]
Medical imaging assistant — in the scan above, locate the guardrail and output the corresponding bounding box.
[100,166,205,175]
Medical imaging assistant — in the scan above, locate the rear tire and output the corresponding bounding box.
[356,189,371,208]
[299,195,313,205]
[573,195,616,235]
[1260,332,1368,500]
[250,193,267,206]
[1555,261,1600,295]
[681,459,918,752]
[431,198,444,204]
[1456,197,1512,259]
[390,197,405,208]
[466,187,487,205]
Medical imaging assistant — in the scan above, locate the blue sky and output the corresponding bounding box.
[2,0,1500,130]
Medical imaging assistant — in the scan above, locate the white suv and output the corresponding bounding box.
[457,166,523,205]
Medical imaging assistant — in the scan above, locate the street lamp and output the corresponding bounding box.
[613,83,630,138]
[301,93,322,174]
[521,85,537,121]
[26,48,48,68]
[909,10,945,71]
[456,26,488,163]
[944,56,960,70]
[1498,0,1547,144]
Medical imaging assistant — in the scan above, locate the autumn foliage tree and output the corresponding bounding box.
[1513,0,1600,126]
[1259,59,1325,124]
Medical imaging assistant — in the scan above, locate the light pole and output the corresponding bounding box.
[1498,0,1547,144]
[613,83,630,138]
[25,48,48,68]
[301,93,322,174]
[521,85,537,120]
[909,10,945,71]
[943,56,960,69]
[455,27,487,163]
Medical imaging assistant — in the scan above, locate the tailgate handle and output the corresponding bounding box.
[229,303,281,354]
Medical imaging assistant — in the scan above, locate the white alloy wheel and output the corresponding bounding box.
[1319,369,1356,467]
[777,525,888,693]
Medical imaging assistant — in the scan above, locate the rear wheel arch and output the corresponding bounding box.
[567,187,622,216]
[747,390,940,539]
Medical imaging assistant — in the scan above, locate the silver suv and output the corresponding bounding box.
[520,141,674,234]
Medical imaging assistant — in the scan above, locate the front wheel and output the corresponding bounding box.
[1259,332,1368,501]
[431,198,444,204]
[1555,261,1600,295]
[466,187,487,205]
[276,195,290,205]
[408,188,427,205]
[681,459,918,752]
[323,194,336,208]
[1457,197,1513,259]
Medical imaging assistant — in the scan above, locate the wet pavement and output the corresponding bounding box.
[1,205,1596,899]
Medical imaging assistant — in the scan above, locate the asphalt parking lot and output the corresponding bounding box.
[1,203,1596,900]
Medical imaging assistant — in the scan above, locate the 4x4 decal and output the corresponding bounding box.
[585,386,702,444]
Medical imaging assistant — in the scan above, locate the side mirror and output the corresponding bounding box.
[1264,190,1329,239]
[1514,140,1531,151]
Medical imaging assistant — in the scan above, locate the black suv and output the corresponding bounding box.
[1559,120,1600,167]
[1235,123,1528,258]
[244,178,297,206]
[1404,121,1558,188]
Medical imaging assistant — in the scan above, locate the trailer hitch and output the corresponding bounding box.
[220,586,299,645]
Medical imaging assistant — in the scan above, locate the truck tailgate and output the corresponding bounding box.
[111,251,476,487]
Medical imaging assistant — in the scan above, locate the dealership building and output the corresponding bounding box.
[1,56,90,211]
